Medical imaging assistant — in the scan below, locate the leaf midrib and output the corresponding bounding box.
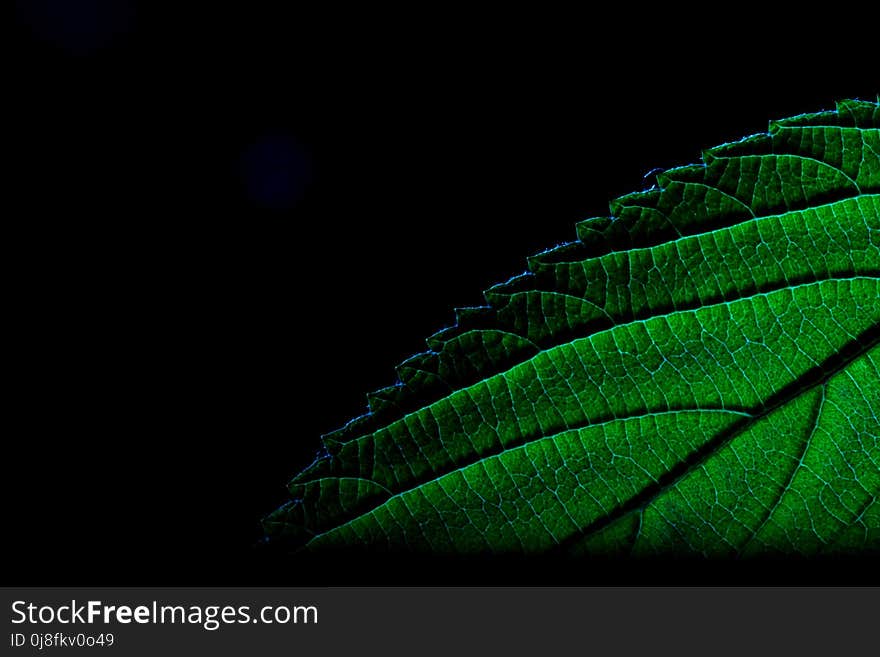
[553,325,880,554]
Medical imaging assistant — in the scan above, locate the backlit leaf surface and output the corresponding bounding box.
[266,99,880,556]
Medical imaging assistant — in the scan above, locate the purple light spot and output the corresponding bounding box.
[241,135,312,210]
[16,0,136,55]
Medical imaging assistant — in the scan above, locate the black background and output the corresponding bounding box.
[7,3,878,585]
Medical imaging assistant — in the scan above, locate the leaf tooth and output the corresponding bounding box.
[485,275,549,315]
[835,98,880,127]
[526,241,584,268]
[454,305,493,326]
[574,215,614,244]
[425,325,458,350]
[656,163,705,186]
[319,415,373,447]
[770,99,879,130]
[704,134,773,160]
[262,500,303,540]
[287,442,337,487]
[609,188,660,216]
[422,307,503,361]
[425,307,497,350]
[395,352,446,387]
[367,384,410,414]
[770,108,839,130]
[483,272,534,302]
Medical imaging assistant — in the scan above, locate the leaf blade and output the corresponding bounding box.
[266,99,880,556]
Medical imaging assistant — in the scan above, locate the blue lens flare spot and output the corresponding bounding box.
[17,0,136,55]
[241,135,312,210]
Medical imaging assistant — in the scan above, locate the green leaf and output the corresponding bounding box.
[266,98,880,556]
